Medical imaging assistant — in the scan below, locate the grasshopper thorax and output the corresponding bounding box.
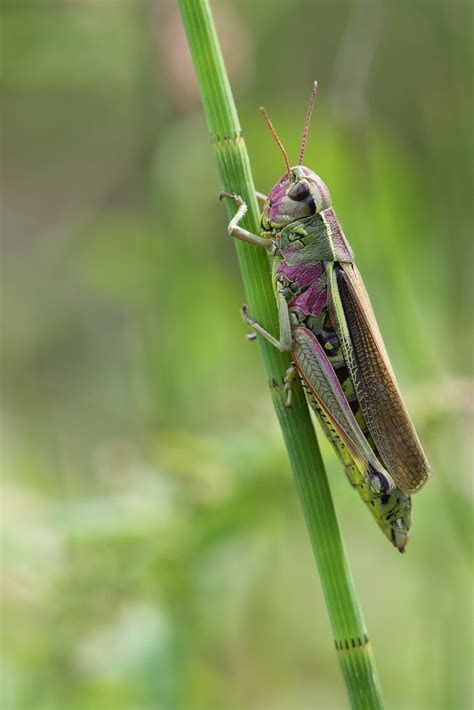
[261,166,332,232]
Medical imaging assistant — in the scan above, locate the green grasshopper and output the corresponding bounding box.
[220,82,430,551]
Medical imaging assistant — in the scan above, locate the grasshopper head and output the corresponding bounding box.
[261,166,332,231]
[259,82,331,232]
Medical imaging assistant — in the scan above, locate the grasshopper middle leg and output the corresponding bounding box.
[241,283,293,352]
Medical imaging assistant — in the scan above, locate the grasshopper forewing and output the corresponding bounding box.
[220,82,430,550]
[327,262,430,493]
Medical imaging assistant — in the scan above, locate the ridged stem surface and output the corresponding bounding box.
[177,1,385,706]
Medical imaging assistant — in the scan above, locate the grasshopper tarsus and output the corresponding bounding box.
[219,191,241,204]
[283,363,297,410]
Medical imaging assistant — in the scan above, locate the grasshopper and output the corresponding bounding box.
[220,82,430,551]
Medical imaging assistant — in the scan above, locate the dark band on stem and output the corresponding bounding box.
[334,633,370,651]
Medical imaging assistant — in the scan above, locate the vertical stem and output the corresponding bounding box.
[177,1,384,707]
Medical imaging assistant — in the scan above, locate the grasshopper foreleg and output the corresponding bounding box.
[219,192,271,249]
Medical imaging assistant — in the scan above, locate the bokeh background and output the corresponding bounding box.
[2,1,473,708]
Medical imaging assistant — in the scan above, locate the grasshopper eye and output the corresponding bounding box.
[288,179,310,201]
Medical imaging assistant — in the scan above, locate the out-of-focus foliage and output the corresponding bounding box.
[1,1,472,708]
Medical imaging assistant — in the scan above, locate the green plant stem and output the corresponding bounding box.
[177,1,384,707]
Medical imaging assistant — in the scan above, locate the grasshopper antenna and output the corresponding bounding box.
[298,80,318,165]
[259,106,291,177]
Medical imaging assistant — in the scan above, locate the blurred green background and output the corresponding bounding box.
[1,1,473,708]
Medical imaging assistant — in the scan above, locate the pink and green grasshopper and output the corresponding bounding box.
[220,82,430,551]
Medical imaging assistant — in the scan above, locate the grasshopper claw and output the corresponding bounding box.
[241,304,250,320]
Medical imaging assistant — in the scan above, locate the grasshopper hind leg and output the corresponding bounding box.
[308,391,411,551]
